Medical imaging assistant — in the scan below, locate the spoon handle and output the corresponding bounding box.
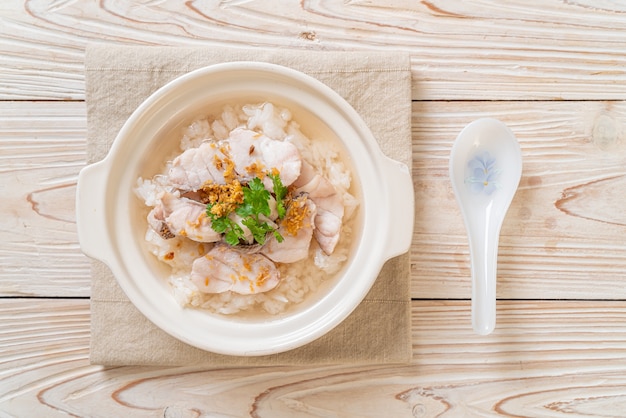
[467,212,500,335]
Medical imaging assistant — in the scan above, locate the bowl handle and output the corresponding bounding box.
[76,160,111,262]
[381,156,414,261]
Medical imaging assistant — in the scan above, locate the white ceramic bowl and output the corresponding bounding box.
[76,62,413,356]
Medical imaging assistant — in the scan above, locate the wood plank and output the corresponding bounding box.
[2,299,626,416]
[0,101,89,297]
[412,100,626,299]
[1,0,625,101]
[2,100,626,299]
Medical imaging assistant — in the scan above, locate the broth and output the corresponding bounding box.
[134,100,362,320]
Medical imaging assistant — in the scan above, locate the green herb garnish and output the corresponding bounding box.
[206,175,285,246]
[235,177,271,218]
[241,217,283,245]
[268,172,288,219]
[206,204,245,245]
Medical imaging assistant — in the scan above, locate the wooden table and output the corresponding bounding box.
[2,1,626,416]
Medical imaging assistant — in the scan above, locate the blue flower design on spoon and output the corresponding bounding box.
[465,151,501,195]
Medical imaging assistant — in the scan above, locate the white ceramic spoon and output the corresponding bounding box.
[449,118,522,335]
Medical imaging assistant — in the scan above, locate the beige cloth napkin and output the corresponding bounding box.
[85,44,412,366]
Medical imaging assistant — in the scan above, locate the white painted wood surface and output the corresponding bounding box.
[1,0,626,101]
[3,299,626,417]
[2,1,626,416]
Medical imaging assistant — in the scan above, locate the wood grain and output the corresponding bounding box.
[412,100,626,299]
[2,100,626,299]
[2,1,626,416]
[0,102,626,299]
[0,101,89,297]
[2,299,626,417]
[1,0,625,101]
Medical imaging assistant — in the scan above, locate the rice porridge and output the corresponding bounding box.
[134,102,359,316]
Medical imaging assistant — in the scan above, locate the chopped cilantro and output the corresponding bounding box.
[206,204,245,245]
[242,217,282,245]
[235,177,271,218]
[273,229,285,243]
[268,172,288,219]
[205,174,286,246]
